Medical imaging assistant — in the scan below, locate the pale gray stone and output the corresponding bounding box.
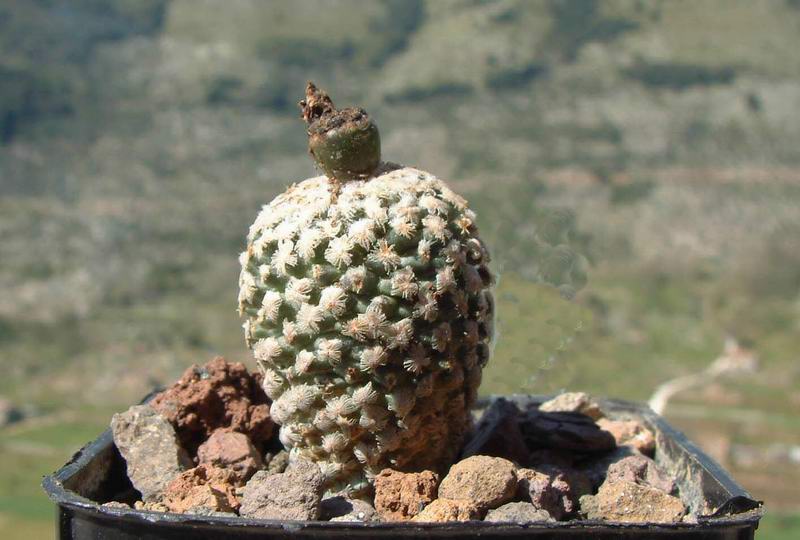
[111,404,192,501]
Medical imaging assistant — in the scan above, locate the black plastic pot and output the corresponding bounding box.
[43,395,763,539]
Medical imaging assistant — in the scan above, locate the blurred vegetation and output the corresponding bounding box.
[624,62,737,90]
[1,0,799,537]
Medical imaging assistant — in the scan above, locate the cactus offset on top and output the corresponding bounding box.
[238,83,494,497]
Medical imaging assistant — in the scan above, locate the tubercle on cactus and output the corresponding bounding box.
[299,82,381,186]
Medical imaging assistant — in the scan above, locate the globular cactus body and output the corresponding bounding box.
[238,84,494,497]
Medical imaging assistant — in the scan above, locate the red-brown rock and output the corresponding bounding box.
[161,465,239,514]
[150,357,273,453]
[197,429,263,485]
[373,469,439,521]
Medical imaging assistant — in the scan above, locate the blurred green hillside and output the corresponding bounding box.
[1,1,799,537]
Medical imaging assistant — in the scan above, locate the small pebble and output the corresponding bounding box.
[411,498,480,522]
[322,497,379,522]
[540,392,603,420]
[160,465,239,514]
[485,501,555,523]
[597,418,656,455]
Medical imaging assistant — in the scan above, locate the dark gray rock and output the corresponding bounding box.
[461,398,530,465]
[322,497,379,522]
[485,501,554,523]
[239,460,324,520]
[520,409,616,454]
[111,404,192,501]
[320,495,353,520]
[528,449,576,469]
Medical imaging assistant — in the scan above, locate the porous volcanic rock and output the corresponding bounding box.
[438,455,517,513]
[411,498,480,522]
[485,502,555,523]
[150,356,273,453]
[373,469,439,521]
[161,465,239,514]
[580,480,686,523]
[111,404,192,501]
[239,460,324,520]
[197,429,263,485]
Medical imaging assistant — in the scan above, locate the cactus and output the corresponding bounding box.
[238,83,494,497]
